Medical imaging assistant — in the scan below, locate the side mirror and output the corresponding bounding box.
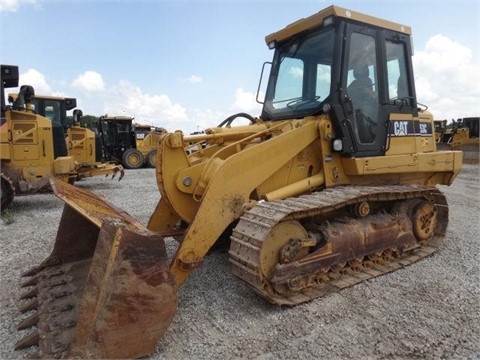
[73,109,83,125]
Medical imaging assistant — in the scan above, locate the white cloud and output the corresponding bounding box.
[289,66,304,78]
[184,75,203,84]
[20,69,52,94]
[413,34,480,120]
[0,0,36,12]
[72,71,105,92]
[0,0,19,12]
[187,108,227,133]
[103,80,187,131]
[77,81,261,134]
[232,88,262,114]
[7,69,69,101]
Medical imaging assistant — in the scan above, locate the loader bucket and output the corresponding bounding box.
[453,143,480,164]
[16,178,177,359]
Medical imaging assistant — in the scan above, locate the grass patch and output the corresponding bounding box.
[1,209,15,225]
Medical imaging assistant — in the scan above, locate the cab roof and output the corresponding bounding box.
[265,5,411,44]
[8,93,74,101]
[100,115,135,121]
[8,93,77,110]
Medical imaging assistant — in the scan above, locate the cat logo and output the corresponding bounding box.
[393,121,408,136]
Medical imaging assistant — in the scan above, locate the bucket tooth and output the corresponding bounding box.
[26,351,40,359]
[17,313,40,330]
[14,331,39,350]
[22,256,62,278]
[21,276,38,288]
[20,299,38,313]
[51,290,72,300]
[22,266,40,278]
[20,287,38,299]
[47,302,75,315]
[44,278,67,288]
[22,265,47,278]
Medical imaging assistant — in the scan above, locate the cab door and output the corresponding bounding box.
[339,23,417,157]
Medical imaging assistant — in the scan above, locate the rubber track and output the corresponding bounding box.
[229,185,448,306]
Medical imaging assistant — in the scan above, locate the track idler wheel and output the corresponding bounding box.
[411,200,437,242]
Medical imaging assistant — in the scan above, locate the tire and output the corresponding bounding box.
[1,174,15,212]
[122,148,145,169]
[146,149,157,168]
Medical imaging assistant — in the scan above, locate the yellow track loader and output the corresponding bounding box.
[15,6,462,359]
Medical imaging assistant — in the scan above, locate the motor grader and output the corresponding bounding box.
[0,66,123,211]
[93,114,150,169]
[15,5,462,359]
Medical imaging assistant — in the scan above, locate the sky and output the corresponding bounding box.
[1,0,479,134]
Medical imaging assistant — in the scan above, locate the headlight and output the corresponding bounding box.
[332,138,343,152]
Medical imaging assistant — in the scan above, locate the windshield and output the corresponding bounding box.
[262,27,335,120]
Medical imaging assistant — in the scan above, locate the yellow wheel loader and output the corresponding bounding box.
[15,6,462,359]
[7,93,125,180]
[134,123,167,168]
[0,67,123,211]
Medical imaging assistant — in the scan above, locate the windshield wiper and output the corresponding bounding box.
[286,96,321,110]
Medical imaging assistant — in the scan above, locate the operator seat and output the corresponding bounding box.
[347,65,377,143]
[348,65,373,100]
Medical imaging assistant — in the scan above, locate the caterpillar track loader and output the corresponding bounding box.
[16,6,462,359]
[0,66,123,211]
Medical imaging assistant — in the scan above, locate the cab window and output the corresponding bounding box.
[386,41,411,102]
[346,32,380,144]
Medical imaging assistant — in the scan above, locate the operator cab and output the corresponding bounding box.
[33,96,77,131]
[262,6,419,157]
[96,115,136,162]
[6,93,77,131]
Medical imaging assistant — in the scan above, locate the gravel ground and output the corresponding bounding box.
[1,165,479,359]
